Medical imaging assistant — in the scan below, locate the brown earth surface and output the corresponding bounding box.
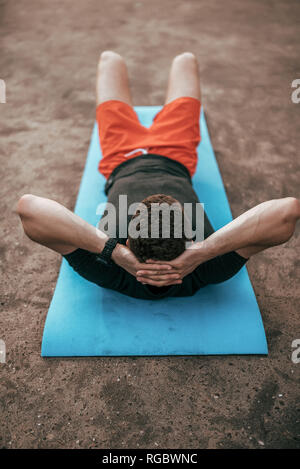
[0,0,299,449]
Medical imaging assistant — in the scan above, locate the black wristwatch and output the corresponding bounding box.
[98,237,119,266]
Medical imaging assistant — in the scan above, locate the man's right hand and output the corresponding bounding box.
[136,242,205,286]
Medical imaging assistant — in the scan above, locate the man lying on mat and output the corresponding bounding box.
[16,51,300,300]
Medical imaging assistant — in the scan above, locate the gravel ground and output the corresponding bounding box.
[0,0,299,449]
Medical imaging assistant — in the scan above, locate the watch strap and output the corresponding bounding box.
[98,238,119,265]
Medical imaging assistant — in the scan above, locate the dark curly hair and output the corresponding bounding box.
[128,194,191,262]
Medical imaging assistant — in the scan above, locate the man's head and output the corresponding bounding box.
[127,194,191,262]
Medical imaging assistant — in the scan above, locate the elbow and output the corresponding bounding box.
[282,197,300,223]
[277,197,300,245]
[17,194,42,241]
[17,194,39,219]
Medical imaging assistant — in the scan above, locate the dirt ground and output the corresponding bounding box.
[0,0,299,450]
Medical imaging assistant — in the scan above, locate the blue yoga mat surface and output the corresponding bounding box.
[41,107,268,357]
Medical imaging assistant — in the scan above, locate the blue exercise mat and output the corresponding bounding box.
[41,107,268,357]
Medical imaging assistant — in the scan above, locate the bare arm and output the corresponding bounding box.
[16,194,108,255]
[194,197,300,262]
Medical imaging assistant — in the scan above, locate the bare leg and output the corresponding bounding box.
[165,52,201,105]
[96,51,133,106]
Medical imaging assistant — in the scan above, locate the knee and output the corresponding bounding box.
[17,194,38,218]
[99,50,123,64]
[173,52,198,65]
